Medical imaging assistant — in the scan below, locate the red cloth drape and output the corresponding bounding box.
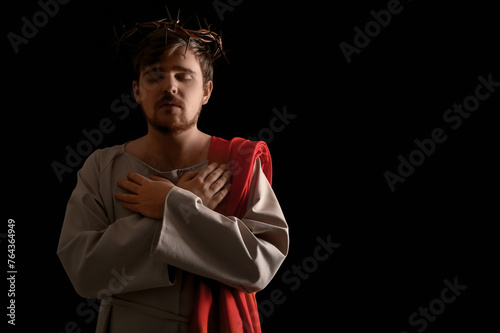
[188,136,272,332]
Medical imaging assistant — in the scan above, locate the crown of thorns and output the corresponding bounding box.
[115,8,225,61]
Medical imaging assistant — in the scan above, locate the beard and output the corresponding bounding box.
[144,107,201,135]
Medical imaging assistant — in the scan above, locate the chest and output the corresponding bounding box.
[100,156,208,223]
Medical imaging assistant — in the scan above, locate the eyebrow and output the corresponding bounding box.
[172,65,197,75]
[145,65,197,76]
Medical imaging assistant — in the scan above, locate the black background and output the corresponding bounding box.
[3,0,498,332]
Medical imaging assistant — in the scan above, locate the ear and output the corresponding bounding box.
[202,80,213,105]
[132,80,141,104]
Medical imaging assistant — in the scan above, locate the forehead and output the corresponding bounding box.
[142,47,202,74]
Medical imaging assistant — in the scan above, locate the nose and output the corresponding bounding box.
[162,75,178,95]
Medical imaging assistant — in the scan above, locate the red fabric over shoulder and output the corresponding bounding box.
[209,136,272,217]
[189,136,271,333]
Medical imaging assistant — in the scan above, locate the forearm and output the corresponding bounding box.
[151,168,288,293]
[57,213,174,298]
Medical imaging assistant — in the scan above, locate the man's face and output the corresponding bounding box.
[133,48,213,135]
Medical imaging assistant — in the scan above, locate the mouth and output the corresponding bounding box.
[160,103,180,108]
[158,101,182,110]
[157,95,184,109]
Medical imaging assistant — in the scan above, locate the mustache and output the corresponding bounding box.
[156,94,185,109]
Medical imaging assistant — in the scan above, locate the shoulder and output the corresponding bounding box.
[79,144,127,176]
[214,136,272,185]
[212,136,271,157]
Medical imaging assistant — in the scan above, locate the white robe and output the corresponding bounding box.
[57,143,289,332]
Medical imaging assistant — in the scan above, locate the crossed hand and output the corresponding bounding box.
[115,163,231,219]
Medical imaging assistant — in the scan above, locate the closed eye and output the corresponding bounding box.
[144,71,164,83]
[175,73,193,81]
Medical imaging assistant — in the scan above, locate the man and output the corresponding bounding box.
[57,17,289,333]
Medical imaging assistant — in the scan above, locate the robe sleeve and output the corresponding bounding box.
[151,158,289,293]
[57,152,174,298]
[58,152,289,298]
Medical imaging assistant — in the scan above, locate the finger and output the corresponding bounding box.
[209,183,231,209]
[205,163,227,184]
[178,170,199,183]
[150,175,173,183]
[197,162,219,180]
[117,178,141,194]
[115,192,140,204]
[209,170,231,193]
[220,170,232,183]
[121,201,141,214]
[127,172,149,185]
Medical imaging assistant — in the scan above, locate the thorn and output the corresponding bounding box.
[222,49,230,64]
[180,14,193,28]
[184,37,191,56]
[165,5,173,21]
[196,16,202,30]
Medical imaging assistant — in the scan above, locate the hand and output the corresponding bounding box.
[115,173,175,219]
[177,162,232,210]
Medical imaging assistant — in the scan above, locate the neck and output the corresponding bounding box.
[133,126,211,171]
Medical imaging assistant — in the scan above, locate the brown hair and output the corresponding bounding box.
[130,26,223,85]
